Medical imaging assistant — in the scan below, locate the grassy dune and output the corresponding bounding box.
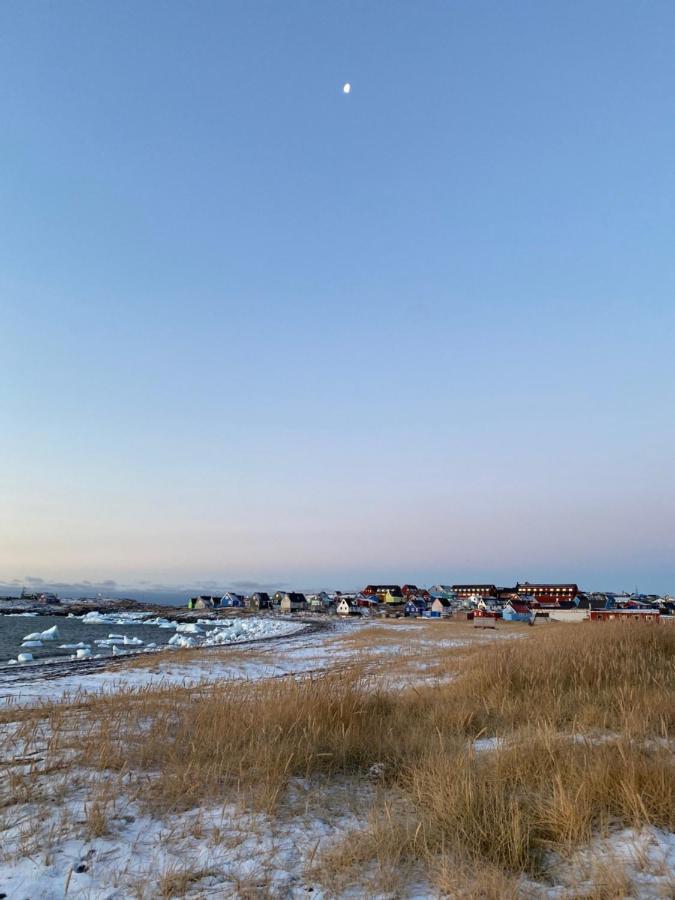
[3,621,673,895]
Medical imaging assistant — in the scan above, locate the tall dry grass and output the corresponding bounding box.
[8,621,674,892]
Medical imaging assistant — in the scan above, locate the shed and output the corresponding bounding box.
[473,608,498,628]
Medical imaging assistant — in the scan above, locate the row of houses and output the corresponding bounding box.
[188,590,326,613]
[188,582,674,620]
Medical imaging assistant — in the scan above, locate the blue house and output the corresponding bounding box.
[502,601,534,623]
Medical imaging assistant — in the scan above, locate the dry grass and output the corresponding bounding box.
[2,621,673,895]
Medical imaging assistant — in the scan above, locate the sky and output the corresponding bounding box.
[1,1,674,595]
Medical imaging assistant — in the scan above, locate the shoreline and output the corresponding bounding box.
[0,614,333,684]
[0,595,296,624]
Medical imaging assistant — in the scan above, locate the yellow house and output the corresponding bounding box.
[384,589,404,605]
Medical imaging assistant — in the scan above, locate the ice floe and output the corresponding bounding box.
[23,625,60,642]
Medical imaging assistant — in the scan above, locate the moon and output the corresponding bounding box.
[342,82,351,94]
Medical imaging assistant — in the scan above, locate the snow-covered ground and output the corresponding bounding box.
[2,757,672,899]
[0,617,520,708]
[2,620,671,898]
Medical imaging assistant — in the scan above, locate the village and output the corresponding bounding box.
[187,580,675,623]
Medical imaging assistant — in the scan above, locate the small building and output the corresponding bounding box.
[336,598,353,616]
[548,608,589,623]
[188,595,220,610]
[431,597,451,617]
[501,601,535,623]
[248,592,271,610]
[280,592,307,613]
[473,608,498,628]
[306,591,331,610]
[383,588,404,605]
[354,594,379,609]
[590,609,660,623]
[404,598,420,617]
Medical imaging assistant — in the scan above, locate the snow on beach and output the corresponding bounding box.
[1,736,672,899]
[0,616,520,708]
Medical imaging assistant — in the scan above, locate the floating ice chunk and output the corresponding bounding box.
[17,652,33,663]
[80,611,149,626]
[175,622,204,634]
[108,633,125,639]
[76,648,92,659]
[21,640,43,648]
[168,634,196,648]
[123,636,143,646]
[23,625,59,641]
[40,625,59,640]
[59,642,89,650]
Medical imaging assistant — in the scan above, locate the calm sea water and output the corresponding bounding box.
[0,614,181,665]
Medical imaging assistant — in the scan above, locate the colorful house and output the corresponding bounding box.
[590,609,660,623]
[431,597,451,617]
[501,601,535,623]
[280,592,307,613]
[248,592,271,610]
[188,595,220,610]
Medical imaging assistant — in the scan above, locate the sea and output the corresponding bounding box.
[0,613,182,665]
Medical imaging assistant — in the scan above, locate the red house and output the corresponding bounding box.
[590,609,660,623]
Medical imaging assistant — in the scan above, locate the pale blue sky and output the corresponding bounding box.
[1,1,674,593]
